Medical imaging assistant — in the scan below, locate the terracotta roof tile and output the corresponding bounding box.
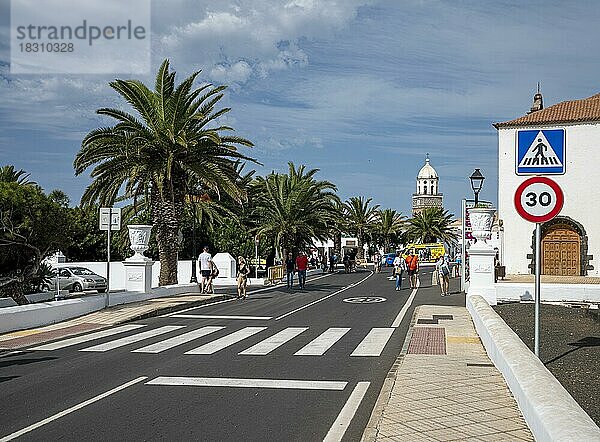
[494,93,600,128]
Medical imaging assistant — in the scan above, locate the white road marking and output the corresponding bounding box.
[294,328,351,356]
[170,314,272,320]
[275,271,374,321]
[239,327,308,355]
[323,381,370,442]
[161,273,334,317]
[0,376,147,442]
[350,328,395,357]
[185,327,267,355]
[161,298,236,317]
[132,326,225,353]
[146,376,347,390]
[390,277,421,328]
[31,325,147,351]
[80,326,185,352]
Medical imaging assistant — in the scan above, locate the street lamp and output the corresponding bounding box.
[188,193,201,283]
[254,235,260,279]
[469,168,485,206]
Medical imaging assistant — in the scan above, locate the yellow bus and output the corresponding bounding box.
[402,243,446,263]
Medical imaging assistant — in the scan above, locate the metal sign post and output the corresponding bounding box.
[100,207,121,308]
[514,177,564,357]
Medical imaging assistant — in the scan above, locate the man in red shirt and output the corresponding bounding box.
[405,252,419,289]
[295,251,309,289]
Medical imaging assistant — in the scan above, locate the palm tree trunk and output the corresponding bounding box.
[5,281,29,305]
[152,186,183,286]
[334,230,342,256]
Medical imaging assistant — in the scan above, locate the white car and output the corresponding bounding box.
[41,267,107,293]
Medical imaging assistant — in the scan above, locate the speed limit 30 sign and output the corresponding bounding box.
[514,176,564,223]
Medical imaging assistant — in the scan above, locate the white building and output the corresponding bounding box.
[412,154,443,216]
[495,92,600,276]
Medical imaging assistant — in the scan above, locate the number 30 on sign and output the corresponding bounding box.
[514,177,564,223]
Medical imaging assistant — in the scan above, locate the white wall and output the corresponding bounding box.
[55,260,198,291]
[498,123,600,275]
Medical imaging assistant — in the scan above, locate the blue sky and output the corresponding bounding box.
[2,0,600,216]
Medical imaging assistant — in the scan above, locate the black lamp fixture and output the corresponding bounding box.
[469,168,485,206]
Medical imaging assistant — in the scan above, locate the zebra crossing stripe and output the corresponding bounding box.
[80,326,185,352]
[185,327,267,355]
[239,327,308,355]
[132,326,225,354]
[294,328,351,356]
[146,376,347,390]
[350,328,395,357]
[31,325,147,351]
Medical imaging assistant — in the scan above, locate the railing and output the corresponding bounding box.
[267,265,285,283]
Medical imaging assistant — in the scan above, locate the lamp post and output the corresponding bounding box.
[469,168,485,206]
[254,235,259,279]
[188,194,200,283]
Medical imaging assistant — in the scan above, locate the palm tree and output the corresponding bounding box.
[407,207,457,245]
[74,59,255,285]
[0,165,36,186]
[250,162,339,257]
[375,208,407,252]
[343,196,380,259]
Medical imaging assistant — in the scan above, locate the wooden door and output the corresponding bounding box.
[542,226,580,276]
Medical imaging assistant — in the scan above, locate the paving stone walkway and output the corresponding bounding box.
[363,305,533,441]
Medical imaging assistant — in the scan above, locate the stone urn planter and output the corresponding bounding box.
[126,224,152,261]
[469,208,495,243]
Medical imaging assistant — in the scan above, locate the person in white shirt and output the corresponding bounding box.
[393,255,407,290]
[198,246,213,294]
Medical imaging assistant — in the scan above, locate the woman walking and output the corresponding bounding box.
[237,256,250,299]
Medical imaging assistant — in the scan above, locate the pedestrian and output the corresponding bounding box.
[455,251,462,277]
[285,252,295,289]
[393,254,407,291]
[329,253,336,273]
[296,250,309,289]
[406,251,419,289]
[198,246,213,294]
[436,255,450,296]
[237,256,250,299]
[205,261,219,294]
[343,254,350,273]
[373,252,381,273]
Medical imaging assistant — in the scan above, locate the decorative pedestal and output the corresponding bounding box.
[124,224,153,292]
[467,243,497,305]
[123,260,153,292]
[466,208,497,305]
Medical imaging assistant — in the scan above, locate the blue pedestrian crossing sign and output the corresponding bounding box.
[516,129,565,175]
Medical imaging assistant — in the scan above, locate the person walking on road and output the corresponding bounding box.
[406,251,419,289]
[436,255,450,296]
[373,252,381,273]
[393,254,407,291]
[236,256,250,299]
[329,253,336,273]
[198,246,213,294]
[285,252,295,289]
[295,251,309,289]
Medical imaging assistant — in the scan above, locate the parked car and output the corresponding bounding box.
[41,267,107,293]
[384,253,396,266]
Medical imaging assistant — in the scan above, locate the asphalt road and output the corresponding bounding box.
[0,267,464,442]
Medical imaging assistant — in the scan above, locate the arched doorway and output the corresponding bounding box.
[541,224,580,275]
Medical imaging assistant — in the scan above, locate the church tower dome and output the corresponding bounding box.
[412,154,443,215]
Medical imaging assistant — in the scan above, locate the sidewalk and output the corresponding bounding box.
[0,292,225,350]
[363,305,533,441]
